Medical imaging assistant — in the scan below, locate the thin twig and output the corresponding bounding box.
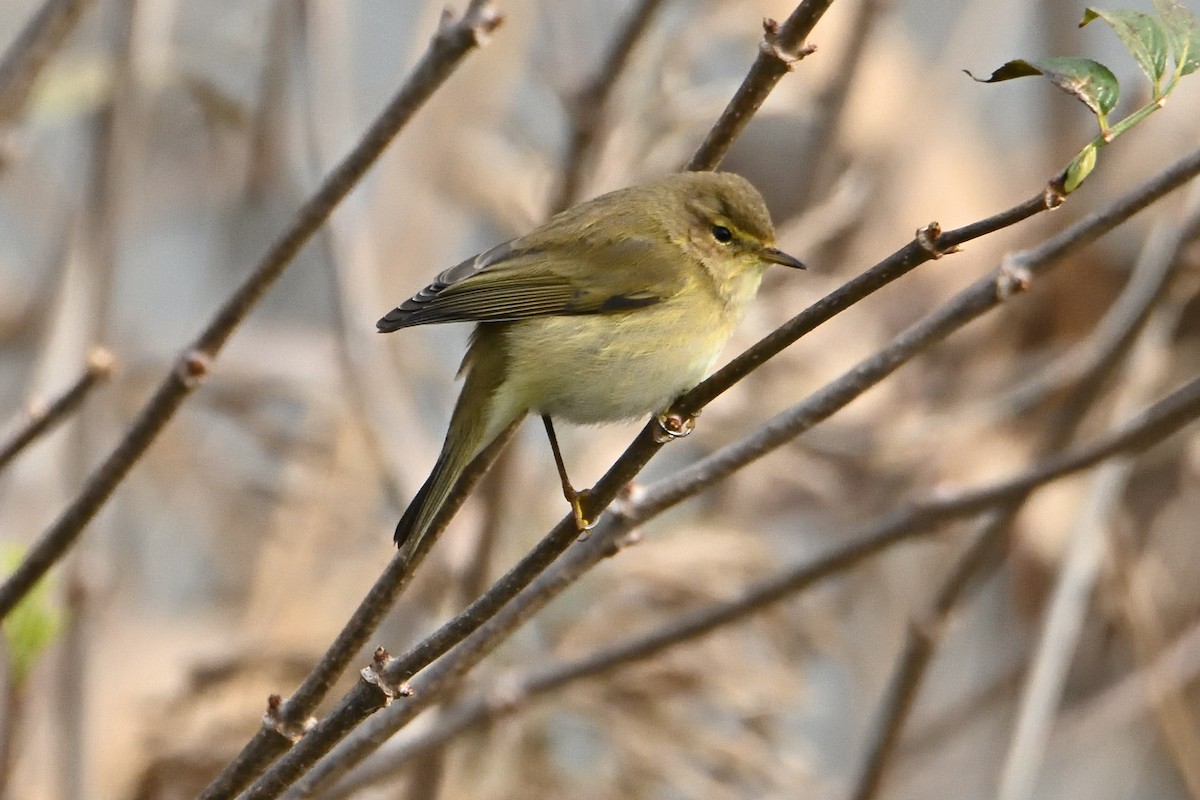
[283,148,1200,797]
[196,418,517,800]
[0,348,113,474]
[792,0,884,208]
[243,0,295,198]
[0,2,503,626]
[676,196,1050,418]
[985,199,1200,418]
[289,148,1197,793]
[997,208,1200,800]
[310,371,1200,797]
[686,0,834,171]
[300,0,410,511]
[371,195,1051,693]
[1107,531,1200,797]
[850,178,1200,800]
[0,0,96,131]
[550,0,667,213]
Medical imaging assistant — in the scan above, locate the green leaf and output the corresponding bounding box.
[968,57,1120,118]
[1081,8,1168,85]
[1064,141,1099,193]
[1152,0,1200,75]
[1182,16,1200,75]
[1,546,61,688]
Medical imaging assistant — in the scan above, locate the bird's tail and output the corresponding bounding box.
[394,330,521,557]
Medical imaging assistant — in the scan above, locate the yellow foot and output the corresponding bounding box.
[653,409,697,443]
[569,488,596,532]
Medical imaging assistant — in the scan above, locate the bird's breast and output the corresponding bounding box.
[495,303,738,424]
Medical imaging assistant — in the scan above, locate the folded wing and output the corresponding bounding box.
[377,236,682,331]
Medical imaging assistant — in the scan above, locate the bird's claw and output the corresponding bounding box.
[569,489,596,532]
[653,409,696,443]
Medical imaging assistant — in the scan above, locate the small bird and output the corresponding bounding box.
[378,171,804,554]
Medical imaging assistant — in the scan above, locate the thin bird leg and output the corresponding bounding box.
[541,415,595,531]
[653,406,697,443]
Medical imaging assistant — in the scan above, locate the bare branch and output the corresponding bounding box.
[0,1,503,626]
[686,0,834,171]
[196,420,517,800]
[551,0,667,213]
[851,180,1200,800]
[0,348,113,474]
[0,0,96,131]
[311,371,1200,797]
[792,0,884,208]
[281,143,1200,794]
[267,144,1200,797]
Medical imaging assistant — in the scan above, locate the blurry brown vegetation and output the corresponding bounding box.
[1,0,1200,798]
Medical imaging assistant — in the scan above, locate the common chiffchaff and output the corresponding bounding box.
[378,171,804,552]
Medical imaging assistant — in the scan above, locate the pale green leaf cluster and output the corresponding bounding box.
[970,1,1199,194]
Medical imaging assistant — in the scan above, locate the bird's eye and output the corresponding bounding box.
[711,225,734,244]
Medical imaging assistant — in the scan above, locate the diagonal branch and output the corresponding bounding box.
[686,0,834,171]
[850,182,1200,800]
[0,348,113,474]
[0,2,503,625]
[551,0,668,213]
[280,144,1200,798]
[376,192,1054,698]
[0,0,96,132]
[313,371,1200,798]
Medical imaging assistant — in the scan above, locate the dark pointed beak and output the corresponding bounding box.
[759,246,806,269]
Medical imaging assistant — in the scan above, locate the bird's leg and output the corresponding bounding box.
[542,415,594,531]
[653,406,697,443]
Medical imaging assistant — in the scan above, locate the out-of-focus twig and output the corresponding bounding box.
[1104,284,1200,793]
[0,348,113,474]
[0,1,503,627]
[281,147,1200,797]
[792,0,883,209]
[295,147,1199,794]
[58,4,141,791]
[550,0,667,213]
[1057,617,1200,746]
[850,180,1200,800]
[299,0,412,512]
[1108,496,1200,797]
[243,0,294,198]
[307,370,1200,798]
[996,200,1200,800]
[367,195,1053,692]
[0,0,96,131]
[685,0,833,171]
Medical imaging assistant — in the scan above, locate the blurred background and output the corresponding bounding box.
[1,0,1199,798]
